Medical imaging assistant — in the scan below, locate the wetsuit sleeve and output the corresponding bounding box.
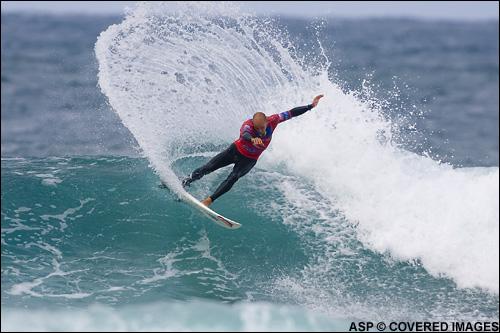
[289,104,314,118]
[270,104,314,125]
[240,122,253,141]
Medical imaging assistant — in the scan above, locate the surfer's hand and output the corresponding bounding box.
[251,137,264,147]
[312,94,324,108]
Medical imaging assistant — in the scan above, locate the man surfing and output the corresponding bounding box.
[183,94,324,207]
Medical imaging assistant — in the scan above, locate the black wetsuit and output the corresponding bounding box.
[184,143,256,201]
[183,104,313,202]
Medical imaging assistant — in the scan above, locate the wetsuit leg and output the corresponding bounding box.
[209,153,257,201]
[185,144,238,186]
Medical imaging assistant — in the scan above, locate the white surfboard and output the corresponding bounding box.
[179,191,242,230]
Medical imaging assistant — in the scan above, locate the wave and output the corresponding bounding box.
[2,156,498,323]
[94,2,498,294]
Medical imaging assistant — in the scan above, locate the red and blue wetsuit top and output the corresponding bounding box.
[234,104,313,160]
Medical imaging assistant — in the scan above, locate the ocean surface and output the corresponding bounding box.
[1,2,499,331]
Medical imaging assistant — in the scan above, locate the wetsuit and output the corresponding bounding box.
[184,104,314,201]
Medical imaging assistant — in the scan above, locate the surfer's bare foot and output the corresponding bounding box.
[201,197,213,207]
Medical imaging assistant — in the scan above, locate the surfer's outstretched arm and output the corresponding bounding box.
[288,104,314,117]
[271,94,324,124]
[290,94,324,117]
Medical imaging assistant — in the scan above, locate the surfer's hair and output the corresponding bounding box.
[253,112,267,121]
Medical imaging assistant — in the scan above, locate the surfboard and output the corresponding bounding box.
[179,190,242,230]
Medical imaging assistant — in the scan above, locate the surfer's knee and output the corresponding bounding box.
[228,171,243,183]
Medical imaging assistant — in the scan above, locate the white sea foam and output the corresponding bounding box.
[34,173,63,187]
[7,256,91,299]
[267,76,499,293]
[40,198,95,231]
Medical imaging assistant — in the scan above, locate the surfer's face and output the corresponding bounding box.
[253,118,267,134]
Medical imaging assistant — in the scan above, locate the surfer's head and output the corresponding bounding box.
[252,112,267,133]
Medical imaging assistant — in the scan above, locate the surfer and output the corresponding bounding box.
[183,94,324,207]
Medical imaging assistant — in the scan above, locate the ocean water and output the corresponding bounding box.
[1,2,499,331]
